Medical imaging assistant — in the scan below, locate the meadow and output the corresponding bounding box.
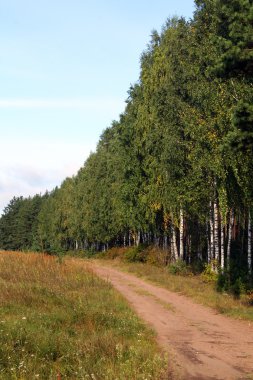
[0,251,167,380]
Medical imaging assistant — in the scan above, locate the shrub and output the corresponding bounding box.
[167,260,188,275]
[201,262,218,283]
[124,245,148,263]
[216,271,230,292]
[146,246,170,267]
[104,247,127,260]
[230,277,245,299]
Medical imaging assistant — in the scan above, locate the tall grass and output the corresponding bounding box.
[0,251,167,380]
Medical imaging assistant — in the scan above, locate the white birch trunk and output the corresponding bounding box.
[171,233,175,261]
[220,214,225,271]
[136,231,141,246]
[171,222,178,261]
[210,201,214,262]
[248,211,252,274]
[172,225,178,260]
[179,208,184,260]
[227,209,234,269]
[207,222,211,263]
[214,197,219,266]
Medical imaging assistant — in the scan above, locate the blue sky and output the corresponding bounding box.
[0,0,195,214]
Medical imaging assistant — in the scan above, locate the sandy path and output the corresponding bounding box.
[91,263,253,380]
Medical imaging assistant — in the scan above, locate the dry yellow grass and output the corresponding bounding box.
[0,251,167,380]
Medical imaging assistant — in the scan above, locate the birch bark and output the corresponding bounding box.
[227,209,234,269]
[214,197,219,265]
[136,230,141,246]
[179,208,184,260]
[171,222,178,260]
[207,222,211,263]
[210,201,214,262]
[220,214,225,271]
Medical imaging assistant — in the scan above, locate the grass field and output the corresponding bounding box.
[0,251,167,380]
[96,257,253,322]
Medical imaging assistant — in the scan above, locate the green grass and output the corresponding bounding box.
[0,251,167,380]
[97,259,253,322]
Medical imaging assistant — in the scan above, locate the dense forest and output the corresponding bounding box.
[1,1,253,282]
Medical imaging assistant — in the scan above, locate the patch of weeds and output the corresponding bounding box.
[124,244,148,263]
[201,262,218,283]
[167,260,188,276]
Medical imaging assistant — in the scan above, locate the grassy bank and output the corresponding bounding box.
[0,251,167,380]
[92,247,253,322]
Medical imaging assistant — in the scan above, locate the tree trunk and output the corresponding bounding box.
[136,230,141,246]
[210,201,214,263]
[227,209,234,269]
[206,222,211,263]
[188,235,191,264]
[179,208,184,260]
[220,214,225,271]
[171,224,178,260]
[248,211,252,274]
[163,235,168,250]
[171,233,175,261]
[214,197,219,266]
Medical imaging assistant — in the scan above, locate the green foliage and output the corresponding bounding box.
[201,263,219,283]
[230,278,246,299]
[216,261,249,298]
[216,271,230,292]
[124,245,148,263]
[167,260,188,276]
[190,259,205,275]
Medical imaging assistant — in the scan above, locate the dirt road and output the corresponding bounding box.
[92,263,253,380]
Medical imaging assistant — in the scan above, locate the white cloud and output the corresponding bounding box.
[0,137,94,215]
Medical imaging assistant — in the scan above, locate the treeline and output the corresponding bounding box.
[1,1,252,278]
